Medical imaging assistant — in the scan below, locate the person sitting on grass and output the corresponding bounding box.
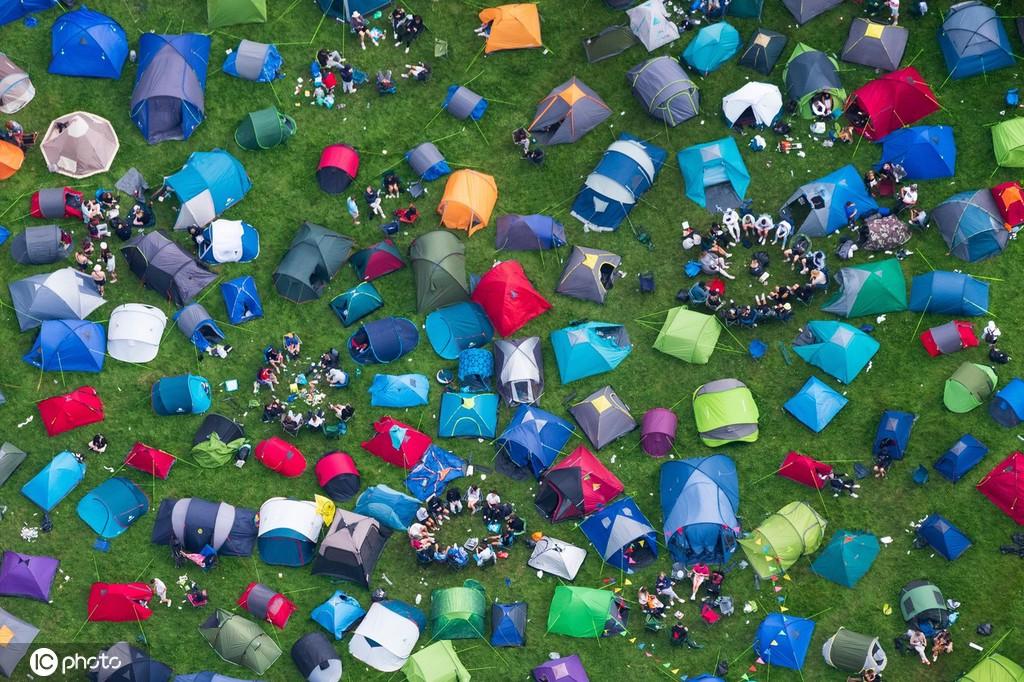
[474,542,497,567]
[689,563,710,600]
[638,587,666,618]
[255,366,278,392]
[283,332,301,360]
[446,543,469,569]
[306,410,326,430]
[656,571,683,606]
[326,367,349,388]
[330,403,355,422]
[873,438,897,478]
[384,173,402,199]
[262,399,284,423]
[446,486,464,515]
[281,410,304,435]
[88,433,108,454]
[466,485,482,514]
[427,494,450,526]
[670,622,703,649]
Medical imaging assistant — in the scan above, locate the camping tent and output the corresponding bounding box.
[754,613,816,671]
[425,302,494,360]
[570,386,636,450]
[404,640,471,682]
[362,416,431,469]
[10,224,65,265]
[174,303,225,353]
[406,142,450,181]
[943,361,997,413]
[660,455,740,565]
[935,189,1008,262]
[273,222,353,302]
[90,642,171,682]
[479,3,542,53]
[722,81,783,129]
[208,0,266,27]
[317,143,359,193]
[784,43,845,119]
[654,307,721,364]
[349,600,424,672]
[312,590,365,639]
[738,501,826,578]
[909,271,988,316]
[443,85,488,121]
[0,551,58,601]
[199,220,260,264]
[938,1,1014,79]
[547,586,618,638]
[9,267,105,331]
[782,0,840,23]
[683,22,740,75]
[471,261,550,335]
[439,391,499,438]
[0,442,27,486]
[76,477,148,539]
[572,133,667,232]
[122,232,217,305]
[994,179,1024,228]
[431,580,487,639]
[40,111,119,178]
[370,374,429,408]
[3,0,57,26]
[235,106,296,150]
[291,632,341,682]
[822,259,907,318]
[87,582,153,622]
[556,246,621,303]
[37,387,104,436]
[238,582,296,629]
[528,77,609,145]
[331,282,383,327]
[348,317,420,364]
[496,214,566,251]
[495,404,572,477]
[778,451,832,489]
[692,379,758,446]
[312,509,386,586]
[0,52,34,113]
[873,410,915,460]
[131,33,210,143]
[917,513,972,560]
[991,378,1024,427]
[152,374,212,415]
[961,655,1024,682]
[125,442,176,479]
[977,451,1024,524]
[821,628,887,674]
[811,531,880,587]
[410,230,469,314]
[315,452,361,502]
[580,496,657,572]
[677,137,750,210]
[934,434,988,482]
[626,57,698,127]
[315,0,389,21]
[257,498,322,566]
[23,319,105,373]
[30,186,82,219]
[107,303,167,362]
[221,276,263,324]
[151,497,257,556]
[354,484,420,531]
[200,610,282,675]
[255,438,307,478]
[841,18,908,71]
[223,40,280,81]
[641,408,677,457]
[845,67,939,141]
[0,139,23,178]
[792,320,879,383]
[494,337,544,405]
[877,126,956,180]
[784,376,848,432]
[492,602,527,647]
[532,655,589,682]
[165,149,251,229]
[738,28,787,75]
[627,0,679,51]
[781,164,878,237]
[438,170,497,236]
[0,607,38,678]
[536,446,623,522]
[406,445,466,500]
[900,580,950,630]
[993,118,1024,167]
[351,240,405,281]
[551,322,632,383]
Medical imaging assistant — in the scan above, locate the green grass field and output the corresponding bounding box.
[2,0,1024,680]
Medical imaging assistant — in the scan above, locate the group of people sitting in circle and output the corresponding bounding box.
[636,564,730,650]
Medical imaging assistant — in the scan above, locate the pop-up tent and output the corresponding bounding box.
[917,513,972,560]
[653,307,721,364]
[993,119,1024,174]
[425,302,493,360]
[255,438,307,478]
[125,442,176,479]
[556,246,621,303]
[220,276,263,325]
[472,260,550,336]
[151,497,257,556]
[572,133,667,232]
[580,496,657,572]
[738,28,787,75]
[811,531,880,587]
[21,451,86,512]
[0,139,24,179]
[107,303,167,363]
[354,485,420,531]
[348,317,420,365]
[821,627,887,675]
[200,610,282,675]
[312,590,365,639]
[351,240,405,281]
[547,586,622,638]
[10,224,65,265]
[683,22,740,75]
[784,43,845,119]
[677,137,750,210]
[362,416,431,469]
[877,126,956,180]
[291,632,342,682]
[406,445,466,500]
[479,3,542,53]
[935,189,1008,263]
[782,0,840,24]
[257,498,321,567]
[532,654,589,682]
[822,259,907,318]
[0,551,59,602]
[792,320,879,384]
[406,142,450,181]
[0,442,27,486]
[938,1,1014,80]
[131,33,210,143]
[841,18,907,71]
[552,322,631,383]
[40,110,119,178]
[349,600,424,672]
[76,477,149,539]
[37,386,104,436]
[90,642,171,681]
[222,39,280,83]
[781,164,877,237]
[978,451,1024,524]
[235,106,296,150]
[317,143,359,193]
[496,214,566,251]
[174,303,226,353]
[404,640,471,682]
[944,362,997,413]
[410,230,469,314]
[315,452,361,503]
[845,67,939,141]
[430,580,487,639]
[87,582,153,622]
[164,149,251,229]
[439,391,499,438]
[29,186,82,219]
[570,386,636,450]
[122,232,218,305]
[900,580,950,631]
[739,501,826,578]
[784,376,848,432]
[199,220,260,264]
[641,408,677,457]
[330,281,382,327]
[909,271,988,317]
[0,52,34,113]
[494,337,544,405]
[754,613,816,671]
[273,222,353,302]
[722,81,783,129]
[961,655,1024,682]
[152,374,212,416]
[237,582,296,630]
[528,77,609,145]
[208,0,266,27]
[9,268,106,332]
[693,379,758,446]
[438,169,497,236]
[443,85,488,121]
[492,602,527,647]
[627,57,698,127]
[312,509,386,586]
[0,607,38,678]
[369,374,429,408]
[991,378,1024,427]
[934,434,988,483]
[660,455,740,565]
[23,319,105,373]
[627,0,679,51]
[536,446,623,522]
[495,404,572,477]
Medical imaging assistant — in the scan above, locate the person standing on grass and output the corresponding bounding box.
[100,242,117,283]
[346,196,360,225]
[91,264,107,296]
[887,0,900,25]
[150,578,172,607]
[339,62,356,94]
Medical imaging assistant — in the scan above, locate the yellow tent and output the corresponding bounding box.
[0,140,24,180]
[479,4,542,54]
[437,169,498,236]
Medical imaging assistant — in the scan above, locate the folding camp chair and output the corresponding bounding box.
[644,614,663,632]
[699,603,721,626]
[322,422,347,439]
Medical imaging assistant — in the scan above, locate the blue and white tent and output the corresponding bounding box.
[198,219,260,264]
[349,317,419,365]
[369,374,429,408]
[580,496,658,573]
[754,614,816,671]
[938,1,1014,80]
[222,40,282,82]
[784,376,848,432]
[660,455,740,566]
[571,133,666,232]
[438,392,499,439]
[21,451,86,512]
[934,190,1008,263]
[405,445,466,501]
[908,271,988,316]
[311,591,365,640]
[221,276,263,325]
[551,322,632,384]
[425,302,494,360]
[257,498,323,567]
[877,126,956,180]
[677,137,750,210]
[934,434,988,482]
[490,602,527,647]
[76,477,148,539]
[151,374,212,416]
[130,33,210,143]
[49,7,128,79]
[330,282,383,327]
[165,149,251,230]
[23,319,106,373]
[495,405,574,478]
[917,513,971,560]
[354,484,420,531]
[174,303,226,353]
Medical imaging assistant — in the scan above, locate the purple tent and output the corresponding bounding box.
[533,654,589,682]
[0,551,60,602]
[641,407,678,457]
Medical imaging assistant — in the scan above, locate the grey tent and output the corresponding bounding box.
[927,321,971,356]
[0,442,27,486]
[444,86,485,121]
[528,77,611,145]
[841,19,908,71]
[0,608,38,678]
[785,46,844,115]
[782,0,841,24]
[90,642,172,682]
[822,628,887,674]
[556,246,622,304]
[583,25,639,64]
[409,230,470,314]
[116,167,150,200]
[175,302,225,349]
[121,231,218,305]
[405,142,449,181]
[312,509,386,587]
[495,214,566,251]
[738,28,787,75]
[10,225,67,265]
[528,537,587,580]
[9,267,106,331]
[0,52,34,114]
[40,111,120,178]
[627,56,699,127]
[228,40,276,81]
[33,187,80,219]
[292,632,342,682]
[627,0,679,51]
[570,386,637,449]
[494,337,544,405]
[273,222,354,302]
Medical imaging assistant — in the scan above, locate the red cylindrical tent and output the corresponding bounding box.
[845,67,939,141]
[640,408,678,457]
[255,437,307,477]
[87,582,154,622]
[316,143,360,194]
[920,320,978,357]
[37,386,105,436]
[315,451,361,501]
[777,451,833,489]
[977,451,1024,525]
[470,260,551,336]
[237,581,297,629]
[360,416,431,469]
[124,442,176,479]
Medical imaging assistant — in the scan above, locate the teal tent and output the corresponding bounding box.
[677,137,750,210]
[792,321,879,384]
[682,22,741,76]
[551,322,632,383]
[811,531,880,587]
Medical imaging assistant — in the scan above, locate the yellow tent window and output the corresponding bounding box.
[591,395,612,413]
[0,625,14,646]
[864,23,885,39]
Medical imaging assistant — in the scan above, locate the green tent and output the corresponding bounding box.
[821,627,887,674]
[429,580,487,640]
[199,609,282,675]
[961,654,1024,682]
[822,259,907,318]
[236,107,297,151]
[403,641,471,682]
[546,586,613,638]
[692,378,759,447]
[784,43,847,119]
[739,501,827,578]
[191,433,245,468]
[208,0,266,27]
[653,307,721,364]
[993,118,1024,168]
[943,362,997,413]
[410,231,470,314]
[899,580,949,629]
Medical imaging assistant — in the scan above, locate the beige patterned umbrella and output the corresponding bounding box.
[40,111,119,178]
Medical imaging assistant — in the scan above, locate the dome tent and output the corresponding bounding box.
[254,438,307,478]
[821,627,887,674]
[76,477,149,539]
[938,1,1014,80]
[570,386,637,450]
[40,111,119,178]
[87,582,153,622]
[471,260,550,336]
[122,232,218,305]
[0,551,59,602]
[993,118,1024,168]
[410,230,469,314]
[653,307,721,364]
[627,0,678,52]
[933,434,988,482]
[660,455,740,565]
[369,374,429,408]
[682,22,741,76]
[778,451,832,489]
[351,239,405,281]
[991,378,1024,427]
[528,77,610,145]
[934,189,1008,263]
[811,531,880,587]
[784,376,848,432]
[220,276,263,325]
[556,246,622,303]
[546,586,622,638]
[495,404,571,477]
[841,18,907,71]
[899,579,950,630]
[131,33,210,143]
[23,319,105,373]
[782,0,840,24]
[9,268,106,331]
[200,609,282,675]
[877,126,956,180]
[822,259,907,318]
[49,7,128,78]
[551,322,631,384]
[208,0,266,27]
[580,496,658,572]
[494,337,545,406]
[0,52,34,113]
[978,451,1024,525]
[235,106,296,150]
[961,655,1024,682]
[917,513,972,560]
[495,213,566,250]
[754,613,816,671]
[0,607,37,678]
[873,409,915,460]
[627,57,698,127]
[722,81,783,129]
[330,281,383,327]
[781,164,877,237]
[844,67,939,141]
[315,0,390,22]
[406,142,450,181]
[0,442,27,486]
[478,3,542,53]
[273,222,354,302]
[535,446,623,522]
[430,579,487,639]
[354,485,420,531]
[36,386,104,436]
[532,654,589,682]
[677,137,750,211]
[89,642,171,681]
[403,641,471,682]
[124,441,176,479]
[491,602,527,647]
[792,320,879,384]
[784,43,845,119]
[311,590,366,639]
[312,509,386,586]
[361,416,431,469]
[438,169,497,236]
[738,27,787,75]
[164,149,251,229]
[21,451,86,512]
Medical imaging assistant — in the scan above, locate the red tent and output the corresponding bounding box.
[87,582,153,622]
[361,416,431,469]
[315,451,361,501]
[845,67,939,141]
[536,445,624,521]
[977,451,1024,525]
[992,181,1024,231]
[777,451,833,489]
[316,143,360,194]
[352,240,406,281]
[30,187,84,219]
[471,260,551,336]
[124,442,176,479]
[254,437,307,477]
[37,386,105,436]
[920,321,978,357]
[237,582,297,629]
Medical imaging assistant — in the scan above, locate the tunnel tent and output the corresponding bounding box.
[315,452,361,503]
[151,496,257,556]
[640,407,677,457]
[571,133,668,232]
[237,582,297,630]
[821,627,887,674]
[222,40,280,82]
[693,378,759,446]
[908,270,989,316]
[406,141,451,181]
[943,361,997,413]
[200,609,282,675]
[738,501,826,578]
[235,106,296,150]
[273,222,354,302]
[89,642,170,680]
[660,455,740,565]
[291,632,342,682]
[738,27,787,75]
[23,319,106,373]
[130,33,210,143]
[257,498,321,566]
[0,139,23,179]
[107,303,167,363]
[152,374,212,416]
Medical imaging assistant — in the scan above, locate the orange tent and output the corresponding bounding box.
[479,4,542,54]
[0,140,24,180]
[437,169,498,236]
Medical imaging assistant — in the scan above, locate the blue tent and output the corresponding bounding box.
[580,497,658,573]
[165,149,251,229]
[220,276,263,325]
[938,1,1014,80]
[330,282,383,327]
[682,22,741,76]
[991,377,1024,427]
[810,530,880,588]
[348,317,419,365]
[23,319,106,373]
[754,614,816,670]
[934,434,988,482]
[0,0,57,26]
[491,602,527,647]
[495,214,567,251]
[442,85,488,121]
[21,451,86,512]
[917,513,972,560]
[405,445,466,501]
[660,455,740,566]
[782,165,879,237]
[152,374,212,415]
[311,590,365,639]
[458,348,493,392]
[908,271,989,317]
[551,322,632,384]
[571,133,667,232]
[877,126,956,180]
[784,376,848,432]
[438,392,499,438]
[198,220,260,264]
[425,302,494,360]
[174,303,226,353]
[934,190,1008,263]
[369,374,429,408]
[222,40,282,82]
[677,137,750,209]
[49,7,128,78]
[354,484,419,531]
[76,477,149,539]
[495,405,574,478]
[873,410,915,460]
[792,320,879,384]
[131,33,210,144]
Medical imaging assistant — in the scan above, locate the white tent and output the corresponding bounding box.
[106,303,167,363]
[528,537,587,580]
[8,268,106,332]
[722,82,783,128]
[258,498,324,548]
[198,219,260,264]
[627,0,679,52]
[40,111,120,179]
[494,337,543,405]
[348,601,421,672]
[0,53,34,114]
